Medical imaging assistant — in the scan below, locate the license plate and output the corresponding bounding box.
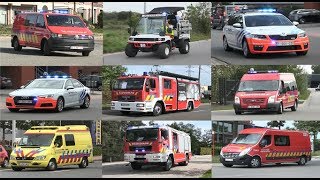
[275,41,293,46]
[121,103,129,106]
[248,105,260,108]
[225,159,233,162]
[17,100,33,104]
[70,46,84,49]
[140,44,146,47]
[19,163,29,166]
[136,155,145,158]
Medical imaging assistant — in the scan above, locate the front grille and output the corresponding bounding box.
[269,34,297,40]
[134,38,157,41]
[243,98,265,104]
[40,103,53,107]
[118,95,135,102]
[61,34,92,40]
[223,152,239,159]
[13,96,37,105]
[253,45,263,51]
[16,157,34,160]
[267,45,301,51]
[129,146,152,152]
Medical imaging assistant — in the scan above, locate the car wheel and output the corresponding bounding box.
[13,37,22,51]
[46,159,57,171]
[242,39,253,58]
[163,156,173,171]
[186,102,193,112]
[153,102,163,116]
[55,97,64,112]
[120,111,131,115]
[299,18,306,24]
[157,43,170,59]
[12,167,23,171]
[82,51,90,56]
[97,85,102,91]
[291,100,298,111]
[178,40,190,54]
[297,156,306,166]
[79,157,88,168]
[1,158,9,168]
[223,36,232,51]
[296,50,308,56]
[80,95,90,109]
[42,40,51,56]
[222,164,233,167]
[125,44,138,57]
[131,162,142,170]
[8,108,20,112]
[277,103,283,114]
[249,156,261,168]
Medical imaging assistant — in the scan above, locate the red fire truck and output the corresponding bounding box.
[124,125,192,171]
[111,71,201,116]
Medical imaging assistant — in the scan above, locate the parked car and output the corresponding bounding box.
[289,9,320,24]
[79,75,102,91]
[0,76,13,89]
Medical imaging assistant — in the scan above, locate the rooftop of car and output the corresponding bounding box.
[242,12,282,16]
[18,12,78,16]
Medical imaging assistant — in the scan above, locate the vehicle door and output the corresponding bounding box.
[33,14,47,48]
[273,134,294,163]
[278,80,288,108]
[71,79,87,105]
[64,79,78,106]
[64,134,77,165]
[162,77,177,111]
[230,15,244,48]
[53,135,67,166]
[257,134,278,164]
[24,14,38,47]
[223,15,235,44]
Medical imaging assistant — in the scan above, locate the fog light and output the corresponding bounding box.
[111,102,115,106]
[136,103,144,107]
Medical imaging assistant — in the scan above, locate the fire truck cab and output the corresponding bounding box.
[234,68,299,115]
[220,128,311,168]
[124,125,192,171]
[111,71,201,116]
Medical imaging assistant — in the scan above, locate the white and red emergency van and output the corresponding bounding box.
[234,68,299,115]
[111,71,201,116]
[220,128,312,168]
[124,125,192,171]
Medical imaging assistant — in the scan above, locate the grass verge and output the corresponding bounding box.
[299,89,311,100]
[212,155,220,163]
[93,145,102,156]
[212,104,233,111]
[200,170,212,178]
[102,103,111,110]
[312,151,320,156]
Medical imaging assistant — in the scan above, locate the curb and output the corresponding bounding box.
[93,156,102,161]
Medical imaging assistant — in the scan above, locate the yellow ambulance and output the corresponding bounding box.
[10,125,93,171]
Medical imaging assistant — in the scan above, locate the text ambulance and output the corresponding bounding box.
[111,71,201,116]
[124,125,191,171]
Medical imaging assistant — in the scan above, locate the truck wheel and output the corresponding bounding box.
[79,157,88,168]
[46,159,57,171]
[131,162,142,170]
[291,100,298,111]
[1,158,9,168]
[223,36,232,51]
[55,97,64,112]
[82,51,90,56]
[157,43,170,59]
[248,156,261,168]
[178,41,190,54]
[80,95,90,109]
[187,102,193,112]
[297,156,306,166]
[153,102,162,116]
[13,37,22,51]
[277,103,283,114]
[12,167,23,171]
[296,51,308,56]
[242,39,253,58]
[299,18,306,24]
[8,108,20,112]
[42,40,51,56]
[222,164,233,167]
[125,44,138,57]
[163,156,173,171]
[120,111,130,115]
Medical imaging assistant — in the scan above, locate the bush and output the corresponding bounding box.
[200,147,212,155]
[93,145,102,156]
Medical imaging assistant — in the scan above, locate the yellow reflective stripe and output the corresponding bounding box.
[146,95,150,101]
[279,152,283,157]
[150,95,154,101]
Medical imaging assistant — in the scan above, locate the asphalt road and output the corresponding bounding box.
[0,37,103,66]
[102,103,211,121]
[0,92,102,120]
[102,155,212,178]
[0,161,102,178]
[103,40,211,65]
[211,26,320,65]
[212,158,320,178]
[211,88,320,121]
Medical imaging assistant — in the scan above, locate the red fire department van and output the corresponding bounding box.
[111,71,201,116]
[234,68,299,115]
[124,125,192,171]
[220,128,311,168]
[0,144,9,168]
[11,11,94,56]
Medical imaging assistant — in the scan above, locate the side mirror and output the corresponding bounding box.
[66,86,74,90]
[233,23,242,28]
[127,27,131,34]
[20,85,25,89]
[293,21,299,26]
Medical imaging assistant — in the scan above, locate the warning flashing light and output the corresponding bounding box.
[257,8,276,13]
[247,68,279,74]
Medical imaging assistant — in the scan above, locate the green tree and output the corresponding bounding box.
[267,121,286,130]
[311,65,320,74]
[186,2,211,35]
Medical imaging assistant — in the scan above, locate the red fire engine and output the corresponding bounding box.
[124,125,192,171]
[111,71,201,116]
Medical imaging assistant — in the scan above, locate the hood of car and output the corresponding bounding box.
[236,91,278,98]
[245,25,304,36]
[222,144,253,153]
[11,147,48,157]
[130,34,165,39]
[9,88,63,97]
[48,26,93,36]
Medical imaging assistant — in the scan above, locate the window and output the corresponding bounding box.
[54,136,63,148]
[164,79,171,89]
[227,16,236,25]
[25,14,37,26]
[71,79,83,88]
[36,15,45,28]
[274,135,290,146]
[261,135,271,146]
[150,79,156,89]
[65,134,75,146]
[65,80,74,89]
[161,129,169,140]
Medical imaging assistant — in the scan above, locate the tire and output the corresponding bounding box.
[13,37,22,51]
[97,85,102,91]
[277,103,283,114]
[46,159,57,171]
[297,156,306,166]
[157,43,170,59]
[125,44,138,57]
[178,41,190,54]
[291,100,298,111]
[1,158,9,168]
[248,156,261,168]
[8,108,20,112]
[299,18,306,24]
[296,51,308,56]
[55,97,64,112]
[82,51,90,56]
[120,111,130,115]
[222,164,233,167]
[42,40,51,56]
[79,157,88,168]
[180,155,189,166]
[235,109,242,115]
[80,95,90,109]
[12,167,23,171]
[223,36,232,51]
[131,162,142,170]
[163,156,173,171]
[275,163,281,166]
[242,39,253,58]
[186,102,193,112]
[152,102,163,116]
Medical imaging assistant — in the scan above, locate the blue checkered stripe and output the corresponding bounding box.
[79,89,87,102]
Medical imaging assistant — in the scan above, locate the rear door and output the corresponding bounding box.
[273,134,295,163]
[162,77,177,111]
[64,134,77,165]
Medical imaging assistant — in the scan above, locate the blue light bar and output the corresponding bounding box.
[54,75,59,78]
[258,8,276,13]
[121,73,126,77]
[33,98,38,101]
[267,70,278,73]
[40,75,71,79]
[143,72,148,76]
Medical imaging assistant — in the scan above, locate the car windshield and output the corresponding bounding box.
[46,15,85,27]
[113,78,145,90]
[238,80,279,92]
[18,134,54,146]
[245,15,293,27]
[126,128,159,142]
[135,17,165,34]
[25,79,65,89]
[232,133,262,145]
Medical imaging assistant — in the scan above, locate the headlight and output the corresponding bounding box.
[157,38,165,41]
[252,34,267,39]
[111,102,115,106]
[34,156,46,160]
[268,95,276,103]
[38,94,54,98]
[297,32,306,38]
[10,155,15,160]
[152,155,161,159]
[51,33,62,38]
[239,148,251,157]
[129,37,134,41]
[136,103,145,107]
[234,96,240,104]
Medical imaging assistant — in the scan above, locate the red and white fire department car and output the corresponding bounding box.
[124,125,192,171]
[111,71,201,116]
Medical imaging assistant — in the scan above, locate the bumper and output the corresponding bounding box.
[10,159,49,168]
[6,97,57,110]
[48,37,94,52]
[220,155,252,166]
[246,37,309,54]
[234,102,280,112]
[124,153,168,164]
[111,101,154,112]
[128,41,161,50]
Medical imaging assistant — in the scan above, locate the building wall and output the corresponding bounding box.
[304,2,320,9]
